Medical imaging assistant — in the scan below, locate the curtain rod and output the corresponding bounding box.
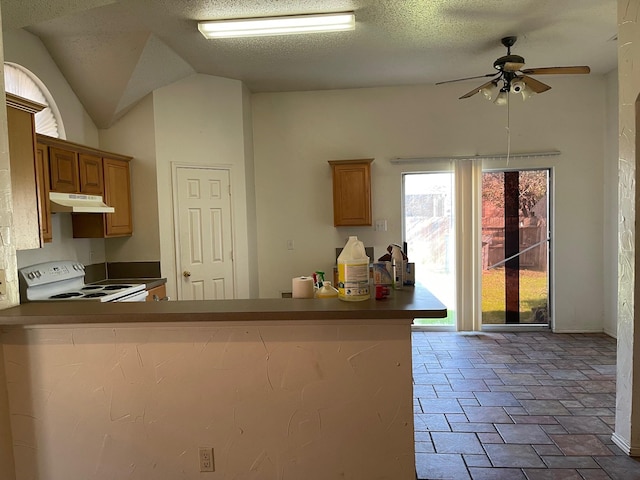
[390,150,561,164]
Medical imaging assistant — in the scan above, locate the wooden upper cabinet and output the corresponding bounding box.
[71,158,132,238]
[103,158,132,236]
[6,94,45,250]
[79,153,103,195]
[49,146,79,193]
[35,143,52,243]
[37,134,134,239]
[328,159,373,227]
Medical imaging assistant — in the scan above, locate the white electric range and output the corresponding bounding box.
[19,261,148,302]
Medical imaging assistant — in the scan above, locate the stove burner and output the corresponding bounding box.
[82,292,108,298]
[103,285,130,290]
[81,285,102,291]
[50,292,83,299]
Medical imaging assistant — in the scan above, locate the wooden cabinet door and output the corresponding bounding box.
[146,284,167,301]
[103,158,132,236]
[329,159,373,226]
[7,104,41,249]
[35,143,52,243]
[49,147,79,192]
[79,153,103,195]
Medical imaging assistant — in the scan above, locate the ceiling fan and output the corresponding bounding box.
[436,36,591,104]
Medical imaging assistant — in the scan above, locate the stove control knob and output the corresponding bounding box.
[28,272,34,279]
[35,271,41,278]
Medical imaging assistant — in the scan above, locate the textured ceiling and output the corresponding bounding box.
[1,0,618,128]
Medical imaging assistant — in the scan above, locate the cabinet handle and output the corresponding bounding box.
[183,271,191,278]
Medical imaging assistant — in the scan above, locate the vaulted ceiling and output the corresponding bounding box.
[1,0,618,128]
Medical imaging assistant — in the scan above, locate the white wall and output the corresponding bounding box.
[604,69,619,338]
[152,74,253,300]
[242,84,259,298]
[252,77,607,332]
[99,94,160,262]
[2,28,97,146]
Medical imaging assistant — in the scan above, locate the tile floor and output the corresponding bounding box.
[412,331,640,480]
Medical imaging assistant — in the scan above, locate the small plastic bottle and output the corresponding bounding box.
[316,281,339,298]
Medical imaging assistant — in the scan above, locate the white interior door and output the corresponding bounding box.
[174,166,234,300]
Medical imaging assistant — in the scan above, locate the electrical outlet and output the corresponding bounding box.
[0,269,5,296]
[199,447,214,472]
[286,239,295,250]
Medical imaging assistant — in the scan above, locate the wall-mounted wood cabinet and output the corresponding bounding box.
[49,147,104,195]
[72,157,132,238]
[35,143,52,243]
[6,94,45,250]
[37,134,133,239]
[79,153,104,195]
[328,158,373,227]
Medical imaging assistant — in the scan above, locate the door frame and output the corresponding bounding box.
[171,162,237,300]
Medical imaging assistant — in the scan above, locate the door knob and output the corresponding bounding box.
[183,271,191,278]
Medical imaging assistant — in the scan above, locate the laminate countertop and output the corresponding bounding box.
[0,286,446,326]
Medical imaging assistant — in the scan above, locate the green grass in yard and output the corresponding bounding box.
[482,267,548,324]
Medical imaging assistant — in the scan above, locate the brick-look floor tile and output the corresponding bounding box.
[431,432,484,454]
[594,455,640,479]
[542,455,601,469]
[468,467,527,479]
[550,434,614,456]
[463,454,492,467]
[474,391,521,406]
[554,416,613,434]
[462,406,514,423]
[519,399,572,416]
[413,332,619,480]
[523,469,584,480]
[415,453,471,480]
[495,424,553,444]
[483,444,546,468]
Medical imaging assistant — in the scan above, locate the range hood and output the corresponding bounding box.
[49,192,115,213]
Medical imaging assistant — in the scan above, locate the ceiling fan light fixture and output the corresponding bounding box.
[480,82,497,100]
[510,79,525,94]
[521,84,535,101]
[198,12,355,39]
[494,89,509,106]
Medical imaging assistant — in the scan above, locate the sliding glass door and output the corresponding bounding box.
[404,166,551,330]
[481,169,550,326]
[403,172,456,327]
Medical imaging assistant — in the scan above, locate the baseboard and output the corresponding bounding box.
[611,432,640,456]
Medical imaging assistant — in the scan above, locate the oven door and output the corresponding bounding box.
[111,290,149,302]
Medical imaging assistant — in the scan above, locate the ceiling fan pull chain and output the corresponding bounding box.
[506,97,511,166]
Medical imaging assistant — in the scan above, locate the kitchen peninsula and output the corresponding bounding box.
[0,287,445,479]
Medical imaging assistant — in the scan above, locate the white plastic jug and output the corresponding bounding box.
[337,236,370,301]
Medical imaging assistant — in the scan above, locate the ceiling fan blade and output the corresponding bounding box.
[436,73,497,85]
[520,66,591,75]
[521,75,552,94]
[459,80,496,99]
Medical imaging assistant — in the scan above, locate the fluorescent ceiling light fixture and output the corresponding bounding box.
[198,12,355,39]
